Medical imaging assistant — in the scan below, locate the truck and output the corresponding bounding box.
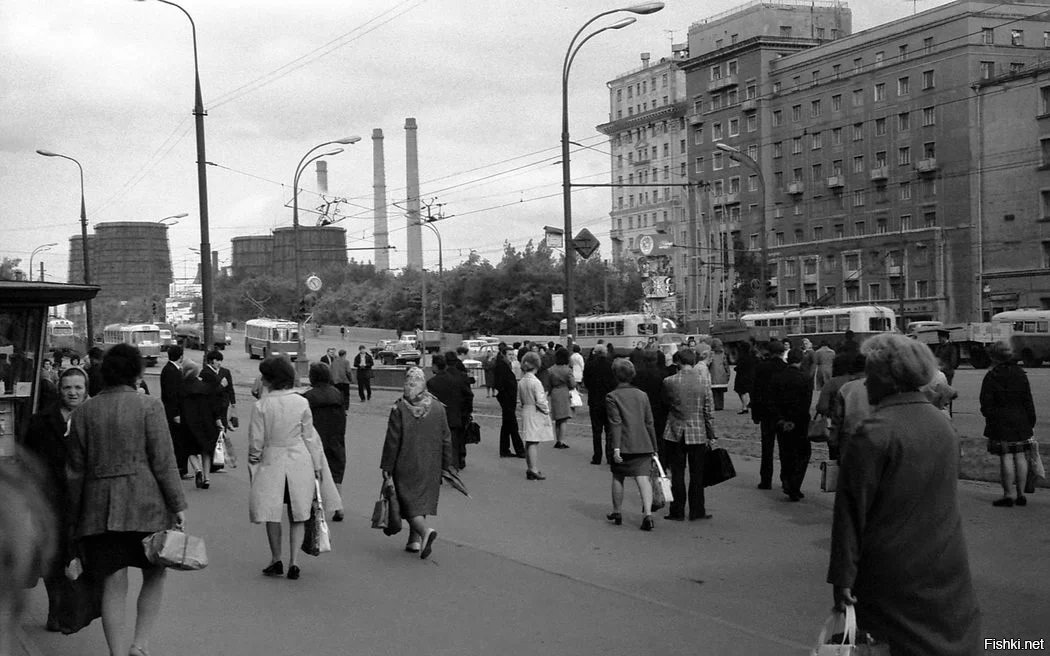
[174,322,231,351]
[414,329,443,354]
[917,322,1011,369]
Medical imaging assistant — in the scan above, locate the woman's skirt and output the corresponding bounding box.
[610,452,652,477]
[81,531,154,578]
[987,438,1034,456]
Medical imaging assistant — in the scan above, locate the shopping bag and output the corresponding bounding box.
[569,389,584,409]
[142,530,208,571]
[302,480,331,556]
[465,418,481,445]
[811,605,891,656]
[370,484,402,535]
[650,455,673,510]
[370,496,390,530]
[821,461,839,493]
[54,560,103,634]
[808,414,830,442]
[702,447,736,487]
[212,430,226,469]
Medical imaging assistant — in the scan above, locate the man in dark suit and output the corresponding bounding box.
[160,345,189,477]
[751,340,788,490]
[583,344,616,465]
[661,348,717,520]
[494,343,525,458]
[320,347,337,366]
[352,345,374,401]
[202,349,237,468]
[772,348,813,501]
[427,352,474,470]
[84,346,105,397]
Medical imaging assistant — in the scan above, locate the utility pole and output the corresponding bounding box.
[420,198,451,336]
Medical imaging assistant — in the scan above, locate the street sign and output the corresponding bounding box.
[572,228,599,259]
[551,293,564,314]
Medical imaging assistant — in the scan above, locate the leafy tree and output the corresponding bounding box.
[0,257,23,281]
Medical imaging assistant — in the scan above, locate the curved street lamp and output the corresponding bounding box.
[292,137,361,363]
[157,212,188,225]
[29,242,58,282]
[560,2,664,343]
[36,149,95,343]
[420,218,444,335]
[715,142,769,310]
[136,0,215,350]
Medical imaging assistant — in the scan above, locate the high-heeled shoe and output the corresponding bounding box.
[262,561,283,576]
[640,516,655,531]
[526,470,546,480]
[606,512,622,525]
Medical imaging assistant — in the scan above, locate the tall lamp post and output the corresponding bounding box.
[420,219,444,334]
[29,242,58,281]
[561,2,664,343]
[715,143,769,310]
[292,137,361,364]
[137,0,214,350]
[35,149,94,344]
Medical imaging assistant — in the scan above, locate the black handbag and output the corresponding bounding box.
[465,418,481,445]
[54,567,103,634]
[703,447,737,487]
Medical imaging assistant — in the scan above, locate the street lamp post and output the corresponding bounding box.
[292,137,361,365]
[29,243,58,282]
[715,143,769,310]
[35,149,94,344]
[561,2,664,344]
[137,0,215,350]
[420,219,444,334]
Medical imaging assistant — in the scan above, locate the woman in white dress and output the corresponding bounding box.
[518,352,555,480]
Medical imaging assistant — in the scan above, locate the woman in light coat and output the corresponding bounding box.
[519,352,555,480]
[248,356,323,581]
[707,338,732,411]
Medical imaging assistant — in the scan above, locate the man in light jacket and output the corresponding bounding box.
[661,348,717,521]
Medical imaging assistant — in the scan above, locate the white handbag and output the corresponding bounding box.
[651,454,674,504]
[812,605,890,655]
[569,389,583,408]
[212,430,226,468]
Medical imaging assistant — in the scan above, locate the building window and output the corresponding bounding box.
[869,283,882,301]
[786,288,799,305]
[1042,190,1050,219]
[924,210,937,227]
[694,130,704,145]
[695,157,704,174]
[922,106,936,126]
[812,132,823,150]
[853,190,866,207]
[1045,31,1050,47]
[832,94,842,111]
[899,44,909,61]
[680,139,686,154]
[875,150,887,168]
[832,127,843,145]
[923,37,934,54]
[794,229,804,243]
[899,112,911,131]
[898,147,911,166]
[746,83,757,99]
[1012,29,1024,46]
[773,81,782,94]
[728,118,740,136]
[812,70,821,84]
[1041,138,1050,166]
[898,77,910,96]
[712,122,723,140]
[1042,87,1050,115]
[776,232,785,246]
[853,155,865,173]
[748,174,758,191]
[835,224,845,239]
[746,113,757,132]
[875,118,886,136]
[1042,242,1050,268]
[814,226,824,241]
[982,27,995,44]
[780,25,792,37]
[875,51,884,68]
[980,61,995,80]
[749,233,758,249]
[811,99,822,117]
[922,69,935,89]
[900,181,912,200]
[817,27,826,40]
[792,104,802,122]
[833,63,841,78]
[874,83,886,102]
[853,57,862,74]
[812,163,823,181]
[710,64,722,81]
[900,214,911,231]
[773,142,783,158]
[876,217,888,233]
[853,123,864,141]
[915,279,929,297]
[713,151,724,170]
[922,178,936,197]
[792,137,803,155]
[773,110,783,126]
[923,142,936,159]
[853,89,864,106]
[747,144,758,160]
[729,176,741,193]
[832,159,843,176]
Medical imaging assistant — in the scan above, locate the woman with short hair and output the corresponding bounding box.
[518,351,555,480]
[604,358,659,531]
[980,341,1036,507]
[547,348,576,449]
[67,344,187,656]
[828,333,979,656]
[248,356,323,581]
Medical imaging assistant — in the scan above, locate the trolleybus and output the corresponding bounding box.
[992,309,1050,367]
[101,323,162,366]
[244,318,300,360]
[739,305,897,349]
[559,313,676,354]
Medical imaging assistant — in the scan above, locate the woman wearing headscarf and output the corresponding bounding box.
[546,348,576,449]
[66,344,187,656]
[301,362,348,521]
[518,351,555,480]
[828,333,979,656]
[24,366,88,632]
[248,356,323,581]
[179,360,224,490]
[980,341,1037,507]
[380,367,453,558]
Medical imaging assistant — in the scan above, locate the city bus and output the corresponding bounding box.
[45,317,79,360]
[739,305,897,349]
[101,323,162,366]
[559,313,675,354]
[244,318,301,360]
[992,309,1050,367]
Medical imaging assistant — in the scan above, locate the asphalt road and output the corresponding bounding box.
[16,334,1050,655]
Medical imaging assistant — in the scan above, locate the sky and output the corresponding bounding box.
[0,0,949,284]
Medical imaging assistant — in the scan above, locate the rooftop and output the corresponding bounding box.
[689,0,848,31]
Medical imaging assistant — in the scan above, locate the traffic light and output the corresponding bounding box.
[297,297,309,322]
[152,302,157,315]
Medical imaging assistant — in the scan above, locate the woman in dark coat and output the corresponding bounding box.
[24,366,88,632]
[546,348,576,449]
[302,362,347,521]
[179,360,223,490]
[732,339,756,414]
[380,367,453,558]
[828,334,979,656]
[980,341,1037,507]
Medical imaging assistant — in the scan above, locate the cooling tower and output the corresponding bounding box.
[372,128,390,271]
[92,222,173,301]
[272,226,348,278]
[405,118,422,270]
[67,233,97,284]
[231,235,275,279]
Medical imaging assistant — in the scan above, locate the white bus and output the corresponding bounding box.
[740,305,896,348]
[992,309,1050,367]
[101,323,162,366]
[559,313,675,354]
[45,317,79,358]
[244,318,300,360]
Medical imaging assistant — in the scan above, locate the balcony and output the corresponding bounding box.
[787,181,805,195]
[887,265,902,277]
[768,276,779,288]
[802,272,819,284]
[632,157,651,167]
[712,192,740,205]
[845,268,862,279]
[708,74,738,92]
[916,158,938,173]
[869,166,889,181]
[740,98,758,112]
[688,112,704,126]
[826,175,845,189]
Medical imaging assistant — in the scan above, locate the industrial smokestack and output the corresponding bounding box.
[372,129,390,271]
[315,160,328,196]
[405,118,422,270]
